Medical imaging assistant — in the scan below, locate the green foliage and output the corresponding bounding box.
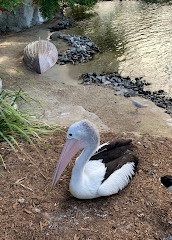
[0,0,25,11]
[35,0,98,19]
[0,88,60,168]
[66,0,98,7]
[35,0,60,19]
[73,0,98,6]
[0,0,98,19]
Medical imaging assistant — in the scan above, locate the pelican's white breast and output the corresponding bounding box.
[69,160,106,199]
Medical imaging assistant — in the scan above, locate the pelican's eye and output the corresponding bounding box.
[69,133,72,137]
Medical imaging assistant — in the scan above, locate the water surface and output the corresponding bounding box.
[67,1,172,95]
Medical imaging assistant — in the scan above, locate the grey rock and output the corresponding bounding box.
[103,80,111,86]
[0,0,45,33]
[50,31,64,40]
[56,34,99,65]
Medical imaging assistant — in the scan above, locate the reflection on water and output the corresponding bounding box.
[66,1,172,95]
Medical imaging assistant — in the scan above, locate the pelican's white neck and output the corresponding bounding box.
[71,143,98,179]
[76,149,91,169]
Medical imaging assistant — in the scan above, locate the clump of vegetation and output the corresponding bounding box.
[35,0,60,19]
[66,0,98,7]
[0,88,60,169]
[0,0,25,11]
[0,0,98,19]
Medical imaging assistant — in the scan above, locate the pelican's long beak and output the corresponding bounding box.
[50,138,83,191]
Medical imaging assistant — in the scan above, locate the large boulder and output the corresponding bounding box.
[0,0,45,32]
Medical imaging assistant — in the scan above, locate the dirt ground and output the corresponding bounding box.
[0,20,172,240]
[0,131,172,240]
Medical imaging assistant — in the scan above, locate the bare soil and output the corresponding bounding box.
[0,21,172,240]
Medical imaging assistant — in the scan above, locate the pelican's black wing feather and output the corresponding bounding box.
[90,139,138,182]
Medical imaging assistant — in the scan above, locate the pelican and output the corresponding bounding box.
[51,120,138,199]
[161,175,172,193]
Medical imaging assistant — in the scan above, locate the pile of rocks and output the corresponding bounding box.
[50,32,99,64]
[49,17,74,31]
[81,72,172,115]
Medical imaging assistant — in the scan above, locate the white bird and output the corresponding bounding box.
[132,100,148,112]
[51,120,138,199]
[161,176,172,193]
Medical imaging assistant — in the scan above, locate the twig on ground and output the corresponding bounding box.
[15,177,34,192]
[20,184,34,192]
[15,177,26,185]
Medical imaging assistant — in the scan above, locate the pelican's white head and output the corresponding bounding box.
[50,120,100,190]
[67,120,100,150]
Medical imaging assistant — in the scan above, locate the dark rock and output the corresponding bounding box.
[126,76,131,80]
[144,82,151,86]
[124,92,131,98]
[50,31,64,40]
[49,17,74,32]
[158,89,165,94]
[128,89,136,97]
[156,102,166,108]
[55,34,99,64]
[142,90,151,95]
[165,109,172,115]
[138,89,144,94]
[93,72,98,77]
[136,80,144,87]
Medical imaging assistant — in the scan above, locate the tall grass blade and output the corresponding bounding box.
[0,132,16,151]
[0,154,6,169]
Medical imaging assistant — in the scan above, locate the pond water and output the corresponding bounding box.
[66,1,172,95]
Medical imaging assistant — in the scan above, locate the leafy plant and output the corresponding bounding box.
[66,0,98,7]
[0,0,98,19]
[35,0,60,19]
[0,0,26,11]
[0,88,60,169]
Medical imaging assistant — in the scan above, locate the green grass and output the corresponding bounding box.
[0,88,60,169]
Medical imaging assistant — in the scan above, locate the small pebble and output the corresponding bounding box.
[152,163,159,167]
[18,198,25,204]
